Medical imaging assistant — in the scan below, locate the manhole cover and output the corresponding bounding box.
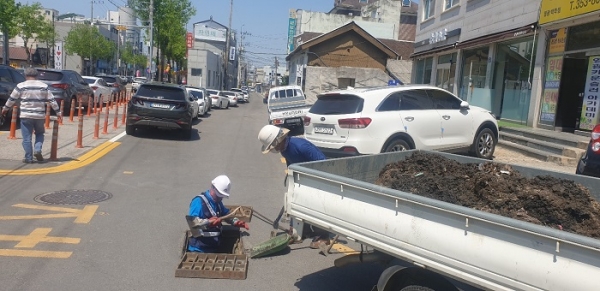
[34,190,112,205]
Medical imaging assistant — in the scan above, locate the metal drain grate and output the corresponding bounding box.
[34,190,112,205]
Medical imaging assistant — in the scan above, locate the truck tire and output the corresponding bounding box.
[384,139,411,152]
[470,128,496,160]
[377,266,458,291]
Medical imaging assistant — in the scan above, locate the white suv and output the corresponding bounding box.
[303,85,498,159]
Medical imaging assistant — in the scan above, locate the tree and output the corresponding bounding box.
[64,24,115,74]
[0,0,20,65]
[15,2,49,65]
[281,75,289,86]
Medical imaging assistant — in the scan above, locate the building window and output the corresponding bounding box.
[459,47,490,109]
[338,78,355,89]
[191,68,202,76]
[424,0,435,19]
[208,70,211,86]
[415,57,433,84]
[436,53,457,92]
[445,0,458,10]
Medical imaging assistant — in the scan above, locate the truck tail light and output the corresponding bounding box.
[591,124,600,152]
[303,116,311,126]
[273,119,284,125]
[338,118,372,129]
[91,86,98,90]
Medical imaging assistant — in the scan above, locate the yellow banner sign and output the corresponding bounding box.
[540,0,600,24]
[548,28,567,54]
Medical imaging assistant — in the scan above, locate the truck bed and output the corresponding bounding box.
[286,150,600,291]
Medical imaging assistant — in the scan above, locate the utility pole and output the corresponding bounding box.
[237,24,244,88]
[274,57,279,87]
[90,1,95,75]
[148,0,154,80]
[224,0,233,90]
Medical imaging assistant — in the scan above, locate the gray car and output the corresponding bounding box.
[37,69,94,114]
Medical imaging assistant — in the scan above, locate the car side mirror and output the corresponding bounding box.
[460,101,470,109]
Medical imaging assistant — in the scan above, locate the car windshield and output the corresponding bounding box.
[270,88,303,99]
[83,78,96,84]
[37,71,63,81]
[136,85,185,101]
[189,90,203,99]
[310,94,364,115]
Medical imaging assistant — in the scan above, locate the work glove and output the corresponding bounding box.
[208,217,221,227]
[233,220,249,230]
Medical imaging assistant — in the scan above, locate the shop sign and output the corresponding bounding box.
[540,56,563,123]
[540,0,600,25]
[186,32,193,49]
[194,24,227,42]
[287,18,297,53]
[429,28,448,45]
[579,56,600,130]
[548,28,567,54]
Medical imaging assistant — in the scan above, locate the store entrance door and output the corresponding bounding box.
[555,56,587,132]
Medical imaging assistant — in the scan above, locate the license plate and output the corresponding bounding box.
[314,127,334,134]
[285,118,302,124]
[150,103,170,109]
[282,110,303,117]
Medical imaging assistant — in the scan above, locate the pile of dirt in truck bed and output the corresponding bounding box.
[376,152,600,238]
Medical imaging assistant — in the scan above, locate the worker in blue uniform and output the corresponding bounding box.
[258,125,330,249]
[186,175,249,253]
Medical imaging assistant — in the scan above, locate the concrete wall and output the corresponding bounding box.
[304,66,390,103]
[186,49,222,89]
[296,11,399,40]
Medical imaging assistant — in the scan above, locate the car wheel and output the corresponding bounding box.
[471,128,496,160]
[384,139,411,152]
[126,124,136,136]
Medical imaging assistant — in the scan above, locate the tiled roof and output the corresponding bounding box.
[0,47,34,61]
[378,38,414,60]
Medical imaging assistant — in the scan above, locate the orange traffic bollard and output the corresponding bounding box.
[75,111,83,148]
[44,104,51,129]
[7,106,18,139]
[77,95,83,118]
[58,100,65,125]
[98,95,104,114]
[113,101,119,129]
[87,96,92,117]
[93,106,100,139]
[102,106,110,134]
[121,99,126,126]
[69,98,75,122]
[49,119,59,161]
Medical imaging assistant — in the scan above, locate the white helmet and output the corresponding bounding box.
[258,125,290,154]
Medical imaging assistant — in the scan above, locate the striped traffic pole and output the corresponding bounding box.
[49,119,59,161]
[7,106,18,140]
[102,106,110,134]
[44,104,51,129]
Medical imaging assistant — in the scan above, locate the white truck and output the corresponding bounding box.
[285,150,600,291]
[267,85,312,134]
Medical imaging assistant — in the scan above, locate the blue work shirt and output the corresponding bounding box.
[280,136,326,166]
[187,190,231,252]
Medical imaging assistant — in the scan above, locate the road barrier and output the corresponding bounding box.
[59,100,65,125]
[121,99,126,126]
[77,95,83,118]
[113,100,119,129]
[102,106,110,135]
[49,119,59,161]
[93,106,100,139]
[87,97,93,117]
[76,108,84,149]
[69,99,75,122]
[44,104,51,129]
[7,106,17,139]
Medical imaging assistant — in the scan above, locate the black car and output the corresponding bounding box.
[126,82,194,139]
[0,65,26,127]
[36,68,94,114]
[576,125,600,178]
[95,74,126,96]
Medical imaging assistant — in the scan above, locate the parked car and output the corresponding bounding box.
[303,85,499,159]
[185,86,209,117]
[82,76,113,104]
[0,65,26,127]
[220,91,238,107]
[37,68,94,114]
[230,88,248,103]
[207,89,229,109]
[95,74,126,96]
[131,77,147,93]
[126,82,194,139]
[576,124,600,178]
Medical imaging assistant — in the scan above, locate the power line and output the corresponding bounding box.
[246,51,288,56]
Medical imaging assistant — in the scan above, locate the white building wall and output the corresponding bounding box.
[296,11,399,40]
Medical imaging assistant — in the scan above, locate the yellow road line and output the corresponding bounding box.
[0,228,81,248]
[331,243,359,255]
[0,141,120,175]
[0,249,73,258]
[280,157,286,164]
[0,204,98,224]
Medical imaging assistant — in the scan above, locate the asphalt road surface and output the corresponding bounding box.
[0,92,385,291]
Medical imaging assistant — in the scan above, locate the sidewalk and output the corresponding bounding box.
[0,101,127,172]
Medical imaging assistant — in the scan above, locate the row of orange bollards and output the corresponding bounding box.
[7,91,131,160]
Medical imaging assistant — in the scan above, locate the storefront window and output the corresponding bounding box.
[459,47,490,110]
[415,57,433,84]
[494,37,535,123]
[565,21,600,52]
[436,53,456,93]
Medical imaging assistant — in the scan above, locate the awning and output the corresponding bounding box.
[455,23,537,50]
[411,43,457,58]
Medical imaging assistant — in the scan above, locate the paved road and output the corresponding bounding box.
[0,92,384,291]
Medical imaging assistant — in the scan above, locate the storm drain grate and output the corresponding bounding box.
[34,190,112,205]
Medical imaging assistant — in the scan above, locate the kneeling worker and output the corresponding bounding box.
[187,175,249,253]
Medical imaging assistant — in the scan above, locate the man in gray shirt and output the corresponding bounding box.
[1,68,62,163]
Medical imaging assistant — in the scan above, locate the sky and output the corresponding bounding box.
[25,0,334,67]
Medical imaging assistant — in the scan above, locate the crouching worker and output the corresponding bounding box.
[186,175,249,253]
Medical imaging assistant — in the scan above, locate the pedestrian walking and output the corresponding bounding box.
[1,67,62,163]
